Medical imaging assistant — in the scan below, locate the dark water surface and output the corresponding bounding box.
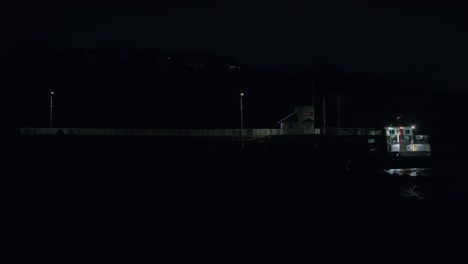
[383,164,468,200]
[2,136,468,262]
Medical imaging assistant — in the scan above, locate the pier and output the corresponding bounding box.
[20,127,379,137]
[17,127,386,169]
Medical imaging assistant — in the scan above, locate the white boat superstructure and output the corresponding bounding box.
[384,126,431,159]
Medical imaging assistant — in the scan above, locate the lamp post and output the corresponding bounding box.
[323,95,326,134]
[50,91,54,128]
[337,92,340,131]
[240,92,244,135]
[240,92,245,150]
[323,93,340,135]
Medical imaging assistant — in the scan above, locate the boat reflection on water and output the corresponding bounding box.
[384,168,431,177]
[379,163,468,200]
[400,185,424,199]
[383,168,431,199]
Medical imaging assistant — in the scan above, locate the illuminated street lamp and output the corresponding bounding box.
[240,92,245,150]
[50,91,54,128]
[240,92,244,134]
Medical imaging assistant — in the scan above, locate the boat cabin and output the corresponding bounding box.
[384,126,431,157]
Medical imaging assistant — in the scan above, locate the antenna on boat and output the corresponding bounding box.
[396,112,403,126]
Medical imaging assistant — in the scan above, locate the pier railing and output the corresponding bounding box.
[20,127,382,137]
[386,134,431,144]
[20,128,282,138]
[336,128,380,136]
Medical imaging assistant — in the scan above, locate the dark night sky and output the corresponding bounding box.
[1,1,468,131]
[2,1,467,85]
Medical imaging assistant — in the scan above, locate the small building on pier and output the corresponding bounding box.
[278,106,318,135]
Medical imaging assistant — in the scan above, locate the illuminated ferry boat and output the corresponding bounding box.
[384,125,431,160]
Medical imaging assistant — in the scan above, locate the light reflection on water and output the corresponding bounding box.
[384,168,430,177]
[381,164,468,200]
[383,168,431,199]
[400,185,424,199]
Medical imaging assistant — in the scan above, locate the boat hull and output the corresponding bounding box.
[382,153,433,169]
[389,151,431,159]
